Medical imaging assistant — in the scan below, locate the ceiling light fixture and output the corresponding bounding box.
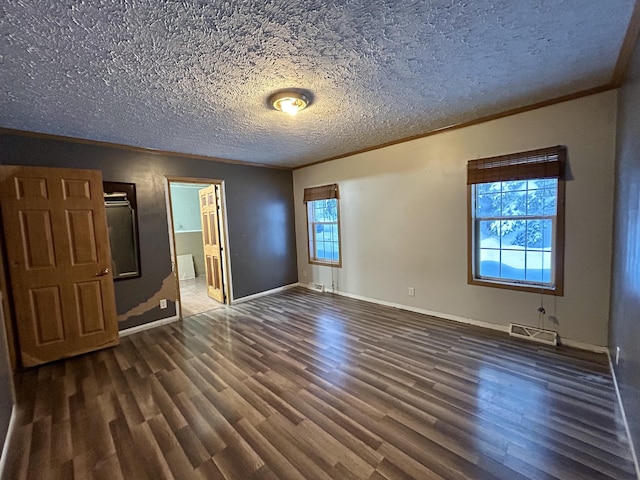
[270,91,310,116]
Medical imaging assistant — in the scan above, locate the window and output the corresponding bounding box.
[467,146,565,295]
[304,184,341,266]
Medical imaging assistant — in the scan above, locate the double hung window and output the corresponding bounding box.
[304,184,341,266]
[467,146,565,294]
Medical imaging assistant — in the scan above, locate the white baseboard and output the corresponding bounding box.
[559,338,609,354]
[329,288,608,353]
[0,405,17,479]
[233,283,301,304]
[608,352,640,479]
[119,314,180,337]
[331,288,511,332]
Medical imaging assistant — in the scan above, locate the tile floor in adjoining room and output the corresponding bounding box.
[178,275,224,317]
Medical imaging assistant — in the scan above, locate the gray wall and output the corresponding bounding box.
[610,30,640,462]
[0,133,298,329]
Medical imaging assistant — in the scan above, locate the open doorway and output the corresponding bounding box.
[166,178,231,318]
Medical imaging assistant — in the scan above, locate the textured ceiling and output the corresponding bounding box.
[1,1,636,168]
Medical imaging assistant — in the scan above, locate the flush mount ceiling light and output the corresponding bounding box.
[270,91,310,116]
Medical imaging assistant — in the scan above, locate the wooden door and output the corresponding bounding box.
[199,185,224,303]
[0,166,119,367]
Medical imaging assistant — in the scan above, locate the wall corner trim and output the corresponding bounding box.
[609,353,640,479]
[0,405,18,479]
[233,283,302,304]
[119,314,180,337]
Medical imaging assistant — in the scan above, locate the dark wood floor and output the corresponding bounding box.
[3,287,637,479]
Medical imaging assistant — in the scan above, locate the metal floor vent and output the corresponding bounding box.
[308,283,325,293]
[509,323,558,346]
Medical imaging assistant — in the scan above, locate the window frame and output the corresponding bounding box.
[467,147,565,296]
[304,184,342,267]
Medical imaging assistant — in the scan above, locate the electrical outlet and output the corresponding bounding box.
[408,287,415,297]
[616,346,620,366]
[302,270,307,277]
[160,299,167,309]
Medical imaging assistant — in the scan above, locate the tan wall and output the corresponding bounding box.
[175,231,205,277]
[294,91,617,346]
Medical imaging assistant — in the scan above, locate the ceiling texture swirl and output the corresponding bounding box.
[1,0,637,167]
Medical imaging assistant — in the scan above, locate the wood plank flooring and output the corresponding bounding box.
[3,287,637,479]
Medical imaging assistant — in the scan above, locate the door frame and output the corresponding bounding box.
[164,177,233,319]
[0,231,18,371]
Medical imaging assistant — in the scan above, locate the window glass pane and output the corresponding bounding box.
[525,220,541,249]
[502,180,527,193]
[476,193,500,218]
[525,250,548,282]
[315,205,326,222]
[332,223,339,238]
[541,252,552,283]
[541,219,553,249]
[323,226,335,241]
[500,220,527,250]
[316,241,328,260]
[526,179,541,190]
[326,242,338,261]
[476,182,501,195]
[478,248,500,278]
[498,220,525,246]
[500,189,526,217]
[543,190,557,215]
[526,189,544,215]
[499,250,525,281]
[479,220,500,247]
[538,179,557,189]
[313,199,337,222]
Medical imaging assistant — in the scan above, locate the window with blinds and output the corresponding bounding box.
[467,146,566,295]
[304,184,342,267]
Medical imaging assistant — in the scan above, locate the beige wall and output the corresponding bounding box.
[293,91,617,346]
[175,231,205,277]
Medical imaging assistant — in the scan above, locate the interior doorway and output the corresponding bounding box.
[166,178,231,318]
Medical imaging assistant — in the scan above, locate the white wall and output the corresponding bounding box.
[293,91,617,346]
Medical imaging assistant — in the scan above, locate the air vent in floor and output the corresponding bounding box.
[308,283,324,293]
[509,323,558,346]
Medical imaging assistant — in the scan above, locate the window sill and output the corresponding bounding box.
[468,277,563,296]
[309,259,342,268]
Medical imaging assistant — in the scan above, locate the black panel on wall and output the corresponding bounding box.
[0,133,298,329]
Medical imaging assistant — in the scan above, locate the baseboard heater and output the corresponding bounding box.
[308,283,324,293]
[509,323,558,346]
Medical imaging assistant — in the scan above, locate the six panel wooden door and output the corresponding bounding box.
[0,166,119,367]
[199,185,225,303]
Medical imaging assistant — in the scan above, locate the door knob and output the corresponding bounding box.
[95,268,110,277]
